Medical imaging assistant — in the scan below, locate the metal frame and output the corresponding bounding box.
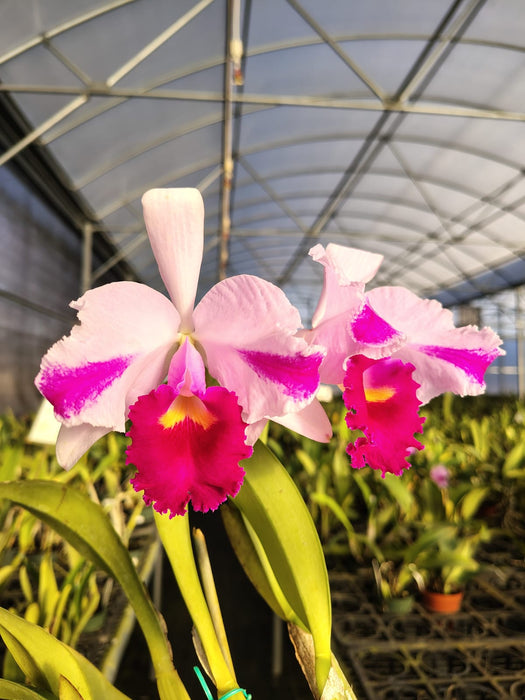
[0,0,524,310]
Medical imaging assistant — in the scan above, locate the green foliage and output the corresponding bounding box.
[270,394,525,599]
[0,606,130,699]
[225,442,332,695]
[0,413,148,686]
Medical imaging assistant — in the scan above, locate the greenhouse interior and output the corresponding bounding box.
[1,1,525,699]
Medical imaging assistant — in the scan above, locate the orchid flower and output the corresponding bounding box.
[36,188,329,516]
[305,242,503,475]
[430,464,450,489]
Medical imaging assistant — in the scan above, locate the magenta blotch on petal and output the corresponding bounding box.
[38,356,134,421]
[343,355,425,476]
[350,301,403,345]
[238,348,323,401]
[415,344,501,387]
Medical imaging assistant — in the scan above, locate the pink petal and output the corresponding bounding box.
[56,424,110,469]
[244,419,268,446]
[272,399,332,442]
[127,380,251,516]
[366,287,503,403]
[193,274,324,423]
[36,282,180,431]
[309,243,383,328]
[142,188,204,332]
[305,243,388,384]
[343,355,425,476]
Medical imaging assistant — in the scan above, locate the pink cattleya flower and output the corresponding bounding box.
[430,464,450,489]
[307,244,503,399]
[343,355,424,476]
[306,243,503,474]
[36,188,329,514]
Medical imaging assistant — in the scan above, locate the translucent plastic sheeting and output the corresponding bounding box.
[0,0,524,323]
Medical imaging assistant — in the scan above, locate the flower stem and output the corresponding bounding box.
[155,511,238,696]
[193,528,236,677]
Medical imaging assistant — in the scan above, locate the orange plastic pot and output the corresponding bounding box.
[422,590,464,614]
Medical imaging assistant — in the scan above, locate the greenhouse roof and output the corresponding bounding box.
[1,0,525,320]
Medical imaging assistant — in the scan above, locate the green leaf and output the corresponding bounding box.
[380,472,414,515]
[58,676,83,700]
[332,450,350,501]
[353,472,373,511]
[38,553,60,629]
[221,502,290,621]
[418,479,445,523]
[233,441,332,695]
[0,480,188,700]
[457,486,489,520]
[0,607,129,700]
[0,678,56,700]
[503,441,525,477]
[296,449,317,477]
[403,524,456,564]
[0,447,22,481]
[310,492,354,535]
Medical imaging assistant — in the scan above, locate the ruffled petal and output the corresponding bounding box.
[56,424,110,469]
[366,287,503,403]
[193,274,324,423]
[309,243,383,327]
[142,188,204,332]
[306,243,391,384]
[343,355,424,476]
[127,350,252,516]
[36,282,180,431]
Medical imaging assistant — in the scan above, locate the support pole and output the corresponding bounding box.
[81,222,93,294]
[517,287,525,399]
[219,0,241,281]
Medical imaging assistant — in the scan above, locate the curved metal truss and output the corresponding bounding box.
[1,0,525,320]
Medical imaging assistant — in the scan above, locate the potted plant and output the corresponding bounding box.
[372,557,424,613]
[402,519,491,613]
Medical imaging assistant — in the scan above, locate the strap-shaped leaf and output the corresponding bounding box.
[233,441,332,695]
[0,480,188,700]
[221,502,292,622]
[0,678,55,700]
[0,608,129,700]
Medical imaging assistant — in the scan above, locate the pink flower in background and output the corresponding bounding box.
[430,464,450,489]
[36,188,328,515]
[306,243,504,475]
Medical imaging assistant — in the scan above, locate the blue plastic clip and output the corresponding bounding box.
[193,666,252,700]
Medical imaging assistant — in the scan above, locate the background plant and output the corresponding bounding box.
[0,414,146,670]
